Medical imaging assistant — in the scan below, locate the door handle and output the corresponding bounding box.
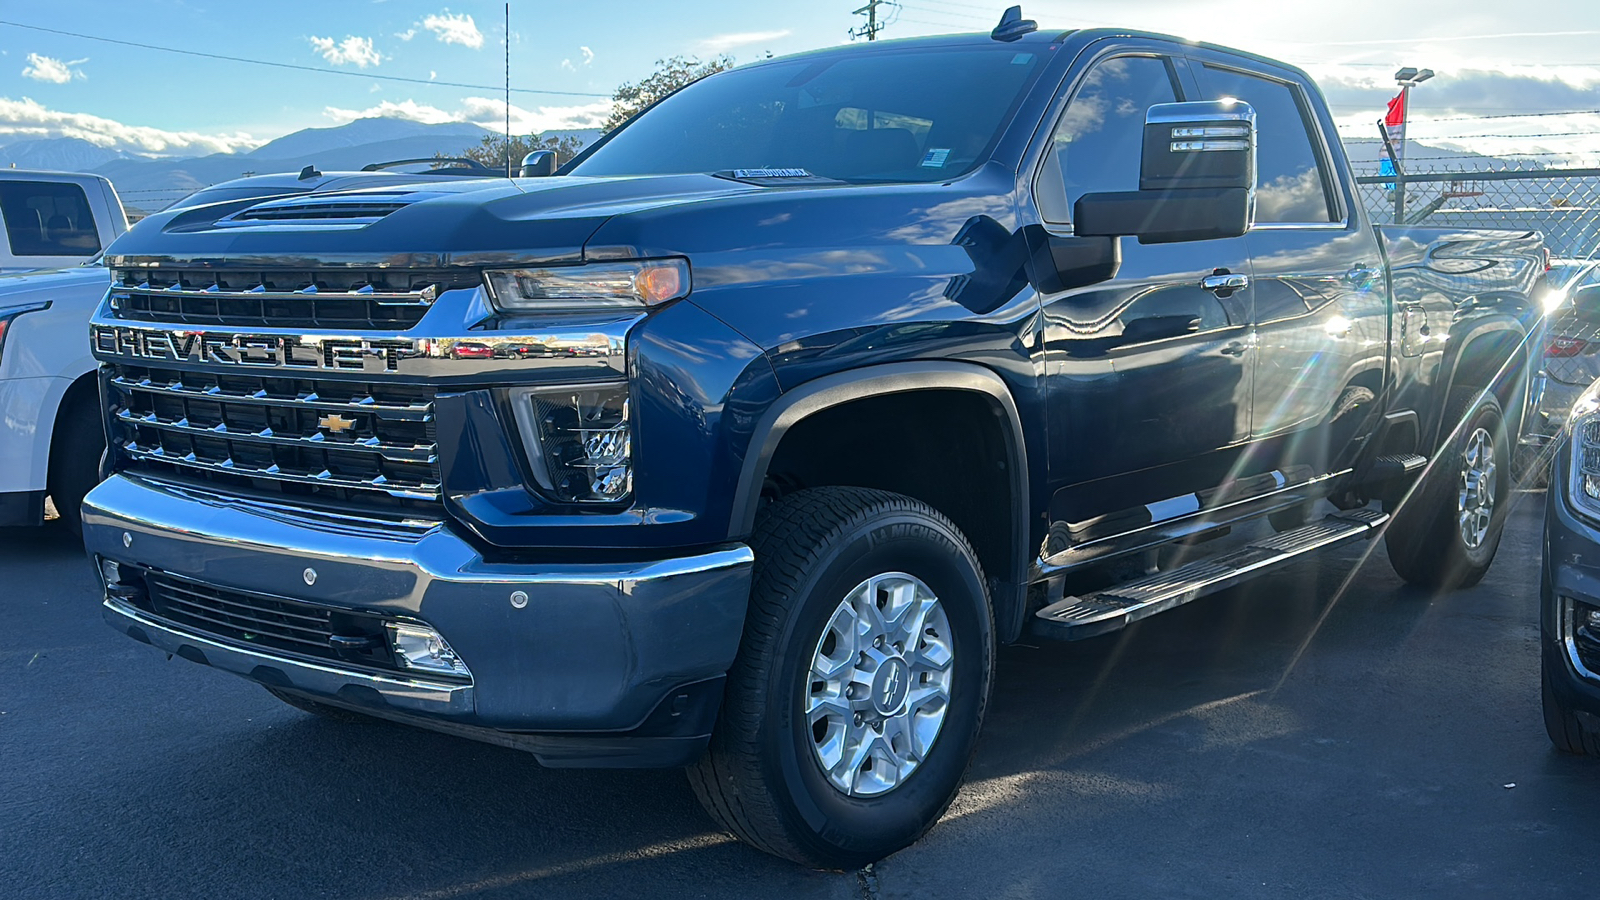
[1202,272,1250,294]
[1221,341,1249,357]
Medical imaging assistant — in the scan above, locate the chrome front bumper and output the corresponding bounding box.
[85,473,754,735]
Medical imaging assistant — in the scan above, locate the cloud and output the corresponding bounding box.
[1313,65,1600,166]
[561,59,575,72]
[422,11,483,49]
[0,95,260,155]
[695,30,790,54]
[22,53,87,84]
[324,96,613,134]
[308,35,381,68]
[581,46,594,65]
[395,29,416,41]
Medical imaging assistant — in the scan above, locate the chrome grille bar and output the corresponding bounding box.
[115,409,438,464]
[120,442,442,500]
[109,374,434,422]
[112,282,438,307]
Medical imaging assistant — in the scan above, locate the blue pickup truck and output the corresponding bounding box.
[84,12,1544,867]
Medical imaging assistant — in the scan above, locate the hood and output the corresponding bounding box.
[0,264,110,306]
[104,174,765,270]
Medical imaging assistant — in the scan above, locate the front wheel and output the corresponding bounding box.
[1542,663,1600,757]
[48,396,105,539]
[689,487,994,869]
[1385,389,1510,589]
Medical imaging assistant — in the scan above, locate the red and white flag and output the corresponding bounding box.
[1384,89,1407,142]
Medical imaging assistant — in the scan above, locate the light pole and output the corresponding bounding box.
[1391,66,1434,167]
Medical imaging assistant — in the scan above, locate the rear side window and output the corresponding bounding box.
[0,181,101,257]
[1201,66,1336,224]
[1036,55,1179,223]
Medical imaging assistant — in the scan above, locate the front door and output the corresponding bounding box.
[1032,47,1256,553]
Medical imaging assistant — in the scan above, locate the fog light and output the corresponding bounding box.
[387,622,471,677]
[99,557,122,587]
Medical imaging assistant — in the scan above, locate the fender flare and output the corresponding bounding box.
[728,360,1033,620]
[1436,314,1532,446]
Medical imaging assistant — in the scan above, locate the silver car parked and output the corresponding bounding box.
[1530,260,1600,440]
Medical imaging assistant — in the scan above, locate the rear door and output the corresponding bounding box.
[1031,42,1256,544]
[1189,55,1389,473]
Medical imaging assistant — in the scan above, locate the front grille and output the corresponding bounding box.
[141,572,398,671]
[106,363,441,508]
[108,268,479,331]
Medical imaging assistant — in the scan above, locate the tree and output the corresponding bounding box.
[448,132,587,172]
[603,55,735,132]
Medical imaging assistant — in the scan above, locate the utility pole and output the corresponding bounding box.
[850,1,897,41]
[505,2,511,178]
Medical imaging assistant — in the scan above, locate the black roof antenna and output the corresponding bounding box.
[298,164,322,181]
[991,5,1037,42]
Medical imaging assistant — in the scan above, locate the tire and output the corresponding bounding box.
[264,686,380,724]
[1542,664,1600,756]
[47,393,105,539]
[1385,389,1510,589]
[688,487,994,869]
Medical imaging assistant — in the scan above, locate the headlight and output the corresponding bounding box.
[1569,393,1600,520]
[484,259,689,313]
[509,382,632,503]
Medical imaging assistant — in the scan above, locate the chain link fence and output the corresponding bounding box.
[1354,166,1600,260]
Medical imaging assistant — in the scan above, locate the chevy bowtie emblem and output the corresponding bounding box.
[318,414,356,434]
[881,665,901,705]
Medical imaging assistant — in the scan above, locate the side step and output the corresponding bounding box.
[1362,453,1427,484]
[1029,508,1389,641]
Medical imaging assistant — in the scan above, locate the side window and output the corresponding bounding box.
[1037,55,1179,223]
[0,181,101,257]
[1201,66,1336,224]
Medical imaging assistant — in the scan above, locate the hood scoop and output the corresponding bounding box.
[227,191,432,224]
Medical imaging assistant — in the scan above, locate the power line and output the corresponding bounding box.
[1284,29,1600,47]
[900,2,989,24]
[1333,109,1600,120]
[0,19,611,98]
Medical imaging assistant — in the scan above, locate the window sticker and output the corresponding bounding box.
[920,148,952,168]
[1011,53,1034,65]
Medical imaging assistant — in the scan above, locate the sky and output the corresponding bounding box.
[2,0,1600,166]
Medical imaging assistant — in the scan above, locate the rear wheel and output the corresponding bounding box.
[689,487,994,869]
[1385,390,1509,589]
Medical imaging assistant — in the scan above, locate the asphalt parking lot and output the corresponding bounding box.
[3,489,1597,899]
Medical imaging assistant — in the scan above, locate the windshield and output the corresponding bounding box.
[569,46,1048,184]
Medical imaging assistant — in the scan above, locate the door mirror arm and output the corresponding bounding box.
[1022,224,1121,294]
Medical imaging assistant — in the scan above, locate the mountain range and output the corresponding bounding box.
[0,118,602,215]
[0,116,1550,216]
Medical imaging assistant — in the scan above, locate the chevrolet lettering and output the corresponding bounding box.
[91,325,421,371]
